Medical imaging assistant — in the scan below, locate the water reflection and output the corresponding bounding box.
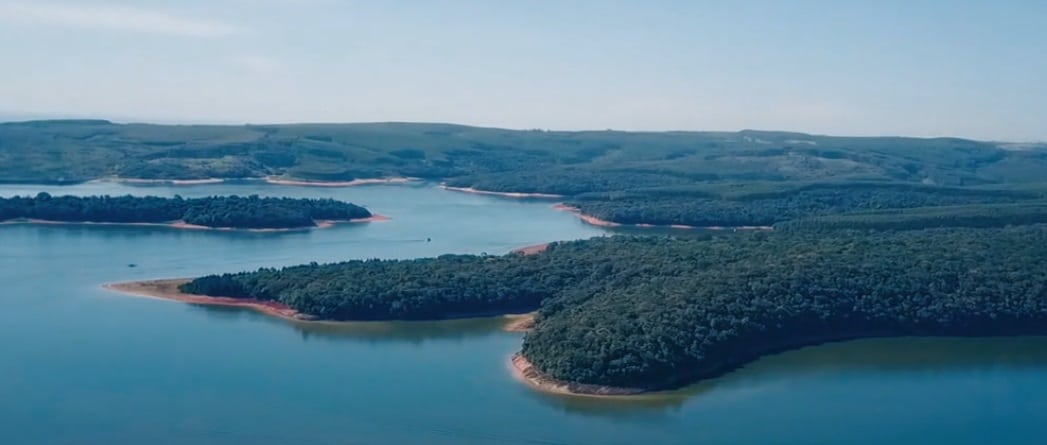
[187,304,516,344]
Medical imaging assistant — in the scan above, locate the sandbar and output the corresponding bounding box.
[439,185,564,199]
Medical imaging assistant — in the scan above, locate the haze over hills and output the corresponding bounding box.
[3,119,1046,186]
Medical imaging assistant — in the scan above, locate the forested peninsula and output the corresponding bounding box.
[0,193,373,230]
[165,223,1047,394]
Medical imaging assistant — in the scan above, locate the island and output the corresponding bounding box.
[109,223,1047,396]
[0,193,379,230]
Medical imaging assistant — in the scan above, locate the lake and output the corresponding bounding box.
[2,181,1045,445]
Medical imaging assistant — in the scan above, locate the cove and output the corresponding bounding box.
[1,182,1045,445]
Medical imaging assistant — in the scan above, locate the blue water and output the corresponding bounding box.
[1,182,1045,445]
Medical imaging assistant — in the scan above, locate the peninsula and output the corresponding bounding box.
[107,225,1047,395]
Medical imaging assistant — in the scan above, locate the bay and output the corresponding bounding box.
[1,182,1044,445]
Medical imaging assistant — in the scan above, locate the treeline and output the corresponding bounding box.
[181,228,1047,391]
[567,183,1036,227]
[0,193,370,229]
[179,247,608,320]
[776,201,1047,232]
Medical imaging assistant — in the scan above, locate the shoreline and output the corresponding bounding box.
[510,242,550,255]
[89,177,227,186]
[264,176,418,187]
[509,329,1047,397]
[439,185,565,199]
[86,176,419,188]
[552,204,773,231]
[103,279,310,322]
[0,215,388,232]
[104,279,536,332]
[502,313,536,332]
[509,353,645,397]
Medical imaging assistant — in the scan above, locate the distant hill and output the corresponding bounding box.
[2,120,1046,188]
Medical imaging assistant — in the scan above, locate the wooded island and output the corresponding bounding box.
[0,193,373,230]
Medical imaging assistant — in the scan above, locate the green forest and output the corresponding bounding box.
[8,119,1047,391]
[5,120,1047,227]
[566,183,1039,227]
[0,193,370,229]
[182,225,1047,391]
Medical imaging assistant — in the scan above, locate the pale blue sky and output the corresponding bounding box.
[0,0,1044,140]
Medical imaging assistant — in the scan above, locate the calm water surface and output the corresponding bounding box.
[2,182,1045,444]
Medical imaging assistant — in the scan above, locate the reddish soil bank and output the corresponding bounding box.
[103,279,313,322]
[509,353,645,397]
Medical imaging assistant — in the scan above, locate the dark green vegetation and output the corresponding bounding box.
[181,227,1047,391]
[777,201,1047,232]
[567,183,1039,227]
[10,119,1047,392]
[4,120,1047,226]
[0,193,370,229]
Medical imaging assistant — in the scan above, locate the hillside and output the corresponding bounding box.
[3,120,1046,188]
[6,120,1047,227]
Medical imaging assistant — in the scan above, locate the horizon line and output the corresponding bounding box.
[1,113,1044,144]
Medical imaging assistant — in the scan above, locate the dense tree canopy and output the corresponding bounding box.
[523,229,1047,389]
[776,201,1047,232]
[567,183,1038,227]
[0,193,371,229]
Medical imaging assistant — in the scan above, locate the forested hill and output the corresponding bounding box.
[0,193,371,229]
[6,120,1046,227]
[179,227,1047,391]
[3,120,1045,188]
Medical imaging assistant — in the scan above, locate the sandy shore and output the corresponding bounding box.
[1,216,387,232]
[502,313,536,332]
[553,204,773,231]
[509,353,645,397]
[510,243,550,255]
[104,279,312,322]
[552,204,621,227]
[265,177,417,187]
[440,185,564,199]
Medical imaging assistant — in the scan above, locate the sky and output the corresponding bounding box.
[0,0,1044,140]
